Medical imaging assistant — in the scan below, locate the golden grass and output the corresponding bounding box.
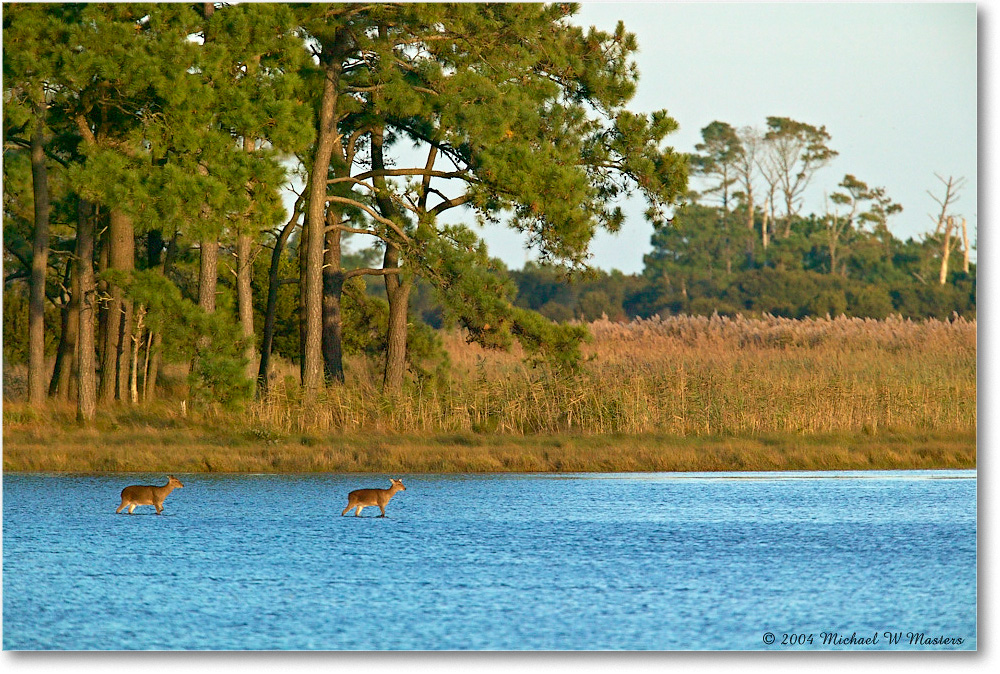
[245,314,977,436]
[3,315,976,473]
[0,421,977,473]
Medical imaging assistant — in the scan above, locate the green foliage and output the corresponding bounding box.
[513,262,633,322]
[106,269,252,408]
[3,284,31,363]
[251,240,300,362]
[509,307,591,374]
[412,225,591,372]
[341,278,450,383]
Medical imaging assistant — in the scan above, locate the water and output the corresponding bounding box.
[2,470,976,650]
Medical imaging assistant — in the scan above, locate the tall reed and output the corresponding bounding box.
[243,315,976,437]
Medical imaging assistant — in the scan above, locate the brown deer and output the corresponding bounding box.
[342,478,406,517]
[116,475,184,515]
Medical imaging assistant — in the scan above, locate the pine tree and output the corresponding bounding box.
[307,3,688,391]
[3,4,74,406]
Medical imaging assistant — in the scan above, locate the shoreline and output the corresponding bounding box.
[2,430,976,474]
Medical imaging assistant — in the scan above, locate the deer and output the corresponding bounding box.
[342,478,406,517]
[116,475,184,515]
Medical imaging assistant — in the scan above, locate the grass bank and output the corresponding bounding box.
[1,411,976,473]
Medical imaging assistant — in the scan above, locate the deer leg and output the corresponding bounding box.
[116,502,126,514]
[128,504,136,514]
[378,506,386,518]
[341,502,353,516]
[155,503,163,515]
[355,506,364,517]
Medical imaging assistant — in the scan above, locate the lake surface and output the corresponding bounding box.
[2,470,976,650]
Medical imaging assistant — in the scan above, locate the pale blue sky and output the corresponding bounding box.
[472,1,980,273]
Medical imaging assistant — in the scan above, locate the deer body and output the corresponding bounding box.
[342,478,406,517]
[116,475,184,515]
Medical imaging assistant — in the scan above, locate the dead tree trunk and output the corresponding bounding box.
[961,217,970,273]
[939,216,955,285]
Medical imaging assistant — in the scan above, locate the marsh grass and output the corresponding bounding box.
[245,314,976,437]
[3,315,976,473]
[0,422,976,473]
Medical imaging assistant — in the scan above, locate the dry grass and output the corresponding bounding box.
[245,314,977,437]
[0,419,977,473]
[3,315,976,473]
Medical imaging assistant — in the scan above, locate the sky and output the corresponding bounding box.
[466,1,980,274]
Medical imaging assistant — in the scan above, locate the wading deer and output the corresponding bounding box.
[342,478,406,517]
[116,475,184,515]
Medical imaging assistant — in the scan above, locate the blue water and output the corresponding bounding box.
[2,470,976,650]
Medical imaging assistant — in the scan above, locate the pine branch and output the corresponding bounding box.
[325,194,409,243]
[343,266,403,280]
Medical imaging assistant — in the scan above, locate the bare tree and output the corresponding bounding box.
[756,146,781,250]
[734,126,761,258]
[762,117,838,237]
[927,174,966,284]
[928,174,966,234]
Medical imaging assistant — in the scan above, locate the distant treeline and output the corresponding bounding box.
[404,202,976,328]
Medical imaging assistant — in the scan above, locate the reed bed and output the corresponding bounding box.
[244,314,976,437]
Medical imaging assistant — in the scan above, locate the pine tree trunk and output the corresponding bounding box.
[382,242,411,392]
[370,124,411,392]
[115,213,135,403]
[199,238,218,314]
[303,56,342,392]
[237,231,256,381]
[49,259,78,398]
[100,209,133,403]
[76,200,97,423]
[258,206,300,396]
[322,224,345,384]
[143,229,169,401]
[97,222,112,402]
[298,216,308,385]
[190,235,218,400]
[28,101,51,406]
[116,286,134,403]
